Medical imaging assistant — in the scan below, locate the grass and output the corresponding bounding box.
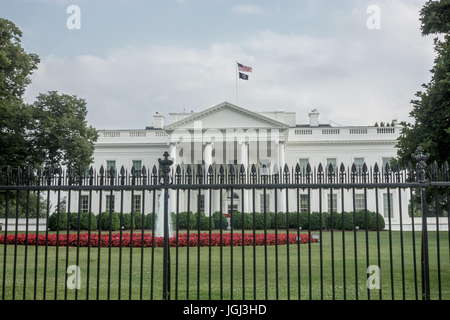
[0,229,449,300]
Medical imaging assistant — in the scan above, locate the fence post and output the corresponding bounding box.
[411,146,430,300]
[159,151,173,300]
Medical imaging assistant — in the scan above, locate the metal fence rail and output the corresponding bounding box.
[0,146,449,300]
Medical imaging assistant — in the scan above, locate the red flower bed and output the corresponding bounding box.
[0,232,316,248]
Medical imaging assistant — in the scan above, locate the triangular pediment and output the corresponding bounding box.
[164,102,289,131]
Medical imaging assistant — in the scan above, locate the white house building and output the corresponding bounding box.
[68,101,447,231]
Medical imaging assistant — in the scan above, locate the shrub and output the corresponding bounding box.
[235,212,253,229]
[133,211,143,229]
[355,210,368,229]
[287,212,301,228]
[274,212,287,229]
[298,211,309,230]
[322,212,331,230]
[324,212,344,229]
[49,212,71,230]
[266,212,275,229]
[121,213,135,230]
[254,212,266,229]
[99,212,120,231]
[211,211,228,229]
[144,213,155,230]
[79,212,97,230]
[189,211,209,230]
[304,212,326,230]
[355,210,385,231]
[368,212,385,231]
[334,211,354,230]
[199,216,211,230]
[175,211,196,230]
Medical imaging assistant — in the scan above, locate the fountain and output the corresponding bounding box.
[154,192,173,238]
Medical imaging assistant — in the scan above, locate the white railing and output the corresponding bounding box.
[295,129,313,135]
[129,131,146,137]
[350,128,368,134]
[322,129,340,135]
[103,132,120,138]
[155,131,168,137]
[377,127,395,134]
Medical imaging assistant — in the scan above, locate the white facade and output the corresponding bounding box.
[69,102,448,231]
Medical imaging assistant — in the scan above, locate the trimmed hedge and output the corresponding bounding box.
[48,210,385,232]
[99,212,120,231]
[49,212,71,230]
[49,212,97,231]
[233,211,326,230]
[133,211,143,229]
[121,213,135,230]
[330,210,385,231]
[211,211,228,230]
[79,212,97,230]
[356,210,385,231]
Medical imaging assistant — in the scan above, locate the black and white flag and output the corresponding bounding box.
[239,72,249,80]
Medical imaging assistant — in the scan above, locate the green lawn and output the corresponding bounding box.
[0,229,449,300]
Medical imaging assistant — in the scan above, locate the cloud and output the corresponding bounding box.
[25,43,253,129]
[232,4,263,15]
[23,0,438,130]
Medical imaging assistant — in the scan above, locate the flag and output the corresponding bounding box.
[239,72,249,80]
[237,62,252,73]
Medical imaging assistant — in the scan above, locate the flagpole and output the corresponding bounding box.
[236,61,238,105]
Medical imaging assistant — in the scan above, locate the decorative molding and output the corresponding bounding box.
[286,140,396,146]
[95,143,167,148]
[164,102,289,131]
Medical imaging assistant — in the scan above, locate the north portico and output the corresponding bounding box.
[79,101,418,230]
[164,102,290,215]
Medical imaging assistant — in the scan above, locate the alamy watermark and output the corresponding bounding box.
[67,5,81,30]
[169,121,282,168]
[367,265,381,289]
[366,5,381,29]
[67,265,81,290]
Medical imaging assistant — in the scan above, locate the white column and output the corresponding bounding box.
[169,142,177,213]
[204,141,212,216]
[240,141,249,213]
[277,141,286,213]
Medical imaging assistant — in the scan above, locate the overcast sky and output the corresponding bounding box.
[0,0,438,129]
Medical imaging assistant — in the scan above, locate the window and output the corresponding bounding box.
[132,160,142,176]
[355,194,365,211]
[80,195,89,213]
[227,190,239,199]
[300,194,309,212]
[326,158,337,174]
[259,160,270,176]
[383,193,394,218]
[354,158,364,175]
[260,194,270,213]
[382,157,392,172]
[327,193,337,213]
[106,160,116,179]
[298,159,309,174]
[228,204,238,214]
[106,195,115,212]
[133,195,141,212]
[198,194,204,212]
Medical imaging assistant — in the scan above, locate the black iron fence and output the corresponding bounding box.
[0,146,449,300]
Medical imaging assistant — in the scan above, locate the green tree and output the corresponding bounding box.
[0,18,40,168]
[30,91,99,170]
[0,100,34,168]
[0,18,40,101]
[0,18,98,171]
[396,0,450,167]
[395,1,450,217]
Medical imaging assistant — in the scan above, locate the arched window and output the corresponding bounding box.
[227,190,240,199]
